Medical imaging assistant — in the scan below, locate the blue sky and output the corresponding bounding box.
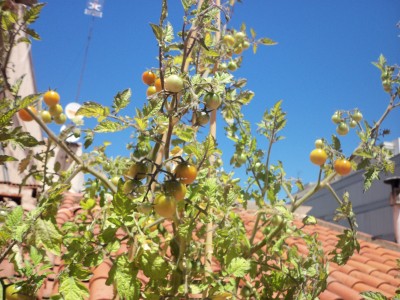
[32,1,400,186]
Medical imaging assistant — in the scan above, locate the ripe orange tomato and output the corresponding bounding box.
[18,106,37,122]
[154,78,162,92]
[334,158,352,176]
[43,90,60,106]
[164,180,187,201]
[174,162,197,184]
[154,194,176,218]
[310,148,327,166]
[142,70,156,86]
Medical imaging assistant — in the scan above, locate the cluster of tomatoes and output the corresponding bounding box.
[331,109,363,136]
[18,90,66,125]
[142,70,223,127]
[116,159,198,221]
[309,139,352,176]
[142,70,185,97]
[220,30,251,71]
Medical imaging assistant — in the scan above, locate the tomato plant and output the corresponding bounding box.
[0,2,399,300]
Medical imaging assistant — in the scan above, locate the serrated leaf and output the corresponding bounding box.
[6,206,23,229]
[94,120,127,133]
[360,291,388,300]
[25,27,41,40]
[226,257,251,277]
[112,89,131,113]
[106,255,140,299]
[34,218,62,255]
[59,276,89,300]
[139,251,169,280]
[18,152,32,173]
[23,3,45,24]
[84,131,94,149]
[76,101,109,119]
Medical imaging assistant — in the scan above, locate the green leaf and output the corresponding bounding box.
[76,101,110,119]
[94,120,127,133]
[258,37,277,45]
[139,251,169,280]
[112,89,131,113]
[34,218,62,255]
[59,276,89,300]
[0,108,17,126]
[0,155,17,164]
[23,3,45,24]
[150,23,163,43]
[6,206,23,229]
[84,131,94,149]
[106,255,140,299]
[25,27,41,40]
[226,257,251,277]
[360,291,388,300]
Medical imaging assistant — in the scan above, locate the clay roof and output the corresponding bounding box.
[1,192,399,299]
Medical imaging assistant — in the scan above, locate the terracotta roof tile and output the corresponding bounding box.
[1,193,400,299]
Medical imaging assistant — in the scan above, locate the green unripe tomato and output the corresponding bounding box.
[314,139,324,149]
[349,120,357,128]
[336,122,349,136]
[242,40,250,49]
[234,31,246,42]
[227,61,237,71]
[196,111,210,126]
[204,92,222,110]
[164,74,184,93]
[54,113,67,125]
[49,104,63,116]
[5,284,34,300]
[352,110,363,122]
[40,110,52,123]
[110,176,120,186]
[219,63,228,71]
[222,34,235,47]
[331,113,341,124]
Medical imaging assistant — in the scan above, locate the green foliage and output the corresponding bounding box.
[0,1,399,299]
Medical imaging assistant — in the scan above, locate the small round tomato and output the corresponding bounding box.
[154,193,176,218]
[40,110,52,123]
[124,162,147,180]
[234,31,246,42]
[174,162,197,184]
[349,120,357,128]
[331,112,341,124]
[142,70,156,86]
[110,176,120,186]
[336,122,349,136]
[18,106,37,122]
[53,113,66,125]
[43,90,60,106]
[196,111,210,126]
[122,179,142,194]
[242,40,250,49]
[227,61,237,71]
[154,78,162,92]
[334,158,352,176]
[6,284,34,300]
[164,180,187,201]
[310,148,328,166]
[49,104,63,116]
[352,110,363,122]
[314,139,324,149]
[204,92,222,110]
[222,34,235,47]
[165,74,184,93]
[219,63,228,71]
[233,45,243,55]
[146,85,157,97]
